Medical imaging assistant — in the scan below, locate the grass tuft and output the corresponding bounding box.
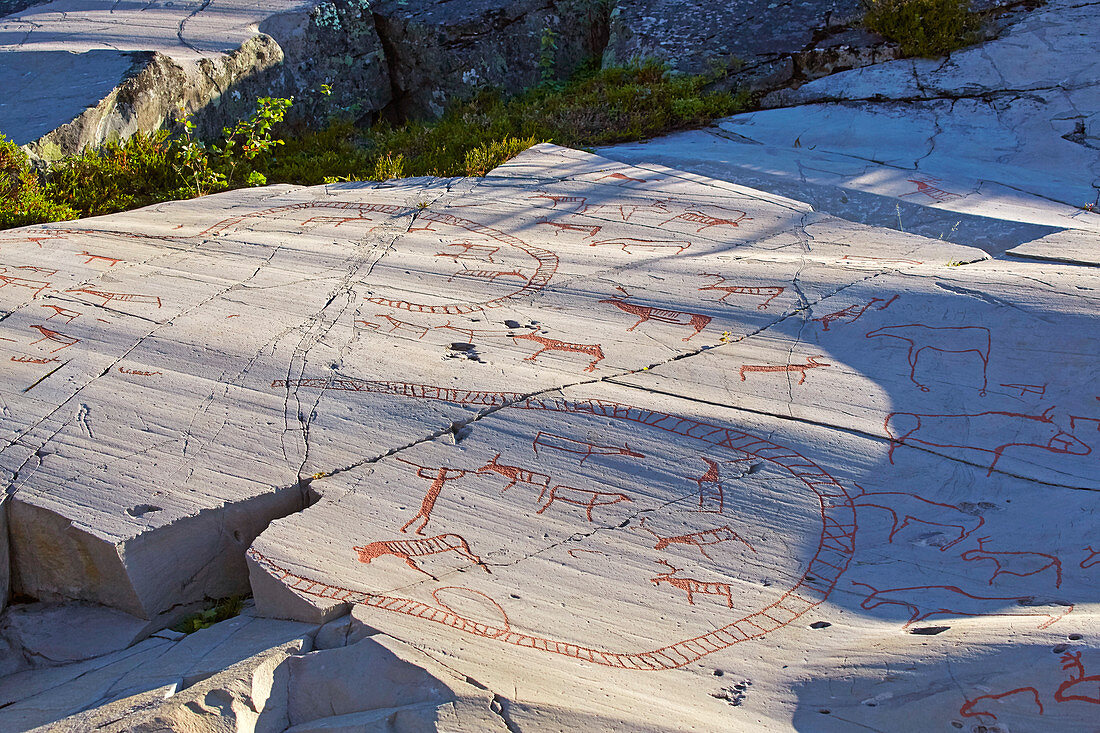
[863,0,981,58]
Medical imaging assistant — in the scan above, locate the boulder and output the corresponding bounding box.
[0,0,390,158]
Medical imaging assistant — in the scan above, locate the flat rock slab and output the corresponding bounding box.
[2,144,1098,729]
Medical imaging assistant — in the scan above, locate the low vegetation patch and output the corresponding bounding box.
[0,135,78,228]
[172,595,246,634]
[0,61,748,230]
[863,0,981,57]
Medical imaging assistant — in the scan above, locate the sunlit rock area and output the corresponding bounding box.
[0,0,1097,731]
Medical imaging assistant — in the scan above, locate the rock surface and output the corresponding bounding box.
[2,7,1099,725]
[0,137,1095,729]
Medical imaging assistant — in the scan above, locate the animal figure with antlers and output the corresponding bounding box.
[650,560,734,607]
[354,534,490,579]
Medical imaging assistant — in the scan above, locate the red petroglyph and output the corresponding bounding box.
[567,548,608,559]
[694,457,725,513]
[840,255,923,265]
[434,322,605,372]
[11,265,58,276]
[901,176,963,203]
[447,269,526,283]
[599,297,711,341]
[529,194,587,209]
[582,200,670,221]
[0,273,51,298]
[11,356,57,364]
[597,172,648,183]
[537,485,632,522]
[366,214,558,315]
[65,288,162,308]
[77,251,121,266]
[362,313,431,339]
[960,687,1044,722]
[432,587,511,638]
[660,207,749,232]
[851,486,983,552]
[1080,546,1100,569]
[434,242,500,262]
[532,431,645,464]
[29,324,79,352]
[255,382,857,670]
[639,518,754,560]
[434,322,514,341]
[1056,652,1100,705]
[866,323,991,395]
[1069,415,1100,432]
[226,314,240,319]
[813,295,897,331]
[395,457,472,535]
[536,221,602,237]
[960,537,1062,588]
[1002,383,1046,398]
[650,560,733,608]
[739,356,831,386]
[851,581,1072,629]
[118,367,162,376]
[177,201,556,317]
[476,453,551,495]
[698,274,783,309]
[512,331,605,372]
[354,533,490,579]
[301,214,374,227]
[40,305,80,323]
[590,238,692,254]
[884,406,1090,474]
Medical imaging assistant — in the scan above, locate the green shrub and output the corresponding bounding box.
[863,0,980,57]
[172,595,246,634]
[0,135,78,228]
[45,131,189,217]
[267,59,748,184]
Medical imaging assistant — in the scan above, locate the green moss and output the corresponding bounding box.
[863,0,981,58]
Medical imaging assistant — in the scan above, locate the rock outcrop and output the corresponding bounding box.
[0,140,1096,729]
[0,0,611,157]
[0,0,1097,729]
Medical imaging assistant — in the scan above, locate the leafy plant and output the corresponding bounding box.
[539,26,560,88]
[212,96,294,187]
[863,0,980,57]
[172,595,246,634]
